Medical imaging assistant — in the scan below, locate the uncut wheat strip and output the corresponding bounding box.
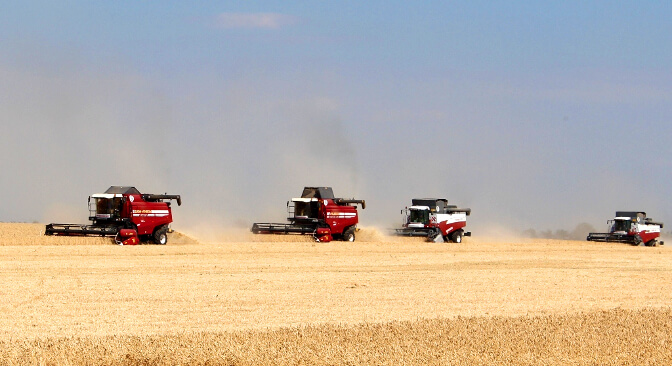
[0,223,114,246]
[0,223,199,246]
[1,308,671,366]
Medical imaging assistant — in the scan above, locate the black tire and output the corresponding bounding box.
[153,227,168,245]
[342,227,356,242]
[645,239,658,247]
[451,231,463,243]
[632,235,643,246]
[427,228,440,241]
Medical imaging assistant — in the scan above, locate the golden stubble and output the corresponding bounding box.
[1,223,671,364]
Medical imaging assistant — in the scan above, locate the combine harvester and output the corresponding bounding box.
[251,187,365,242]
[395,198,471,242]
[45,186,182,245]
[587,211,664,246]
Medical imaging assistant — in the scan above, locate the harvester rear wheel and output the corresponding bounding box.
[153,227,168,245]
[645,239,658,247]
[343,227,356,242]
[451,231,463,243]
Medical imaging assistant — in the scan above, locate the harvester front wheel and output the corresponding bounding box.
[632,235,643,246]
[343,227,356,242]
[428,229,442,242]
[153,227,168,245]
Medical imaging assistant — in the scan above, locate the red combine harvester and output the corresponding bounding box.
[45,186,182,245]
[395,198,471,242]
[587,211,664,246]
[251,187,365,242]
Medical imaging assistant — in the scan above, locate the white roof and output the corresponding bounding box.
[291,198,320,202]
[91,193,123,198]
[409,206,430,210]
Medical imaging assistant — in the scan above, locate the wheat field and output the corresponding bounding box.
[1,223,671,365]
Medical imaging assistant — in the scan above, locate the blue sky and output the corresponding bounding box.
[1,2,671,234]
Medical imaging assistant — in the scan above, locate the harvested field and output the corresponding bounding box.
[1,223,671,365]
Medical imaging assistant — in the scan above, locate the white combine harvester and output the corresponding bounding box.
[587,211,664,246]
[395,198,471,242]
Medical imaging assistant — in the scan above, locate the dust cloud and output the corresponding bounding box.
[1,56,671,237]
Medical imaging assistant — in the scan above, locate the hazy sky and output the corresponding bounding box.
[1,1,671,234]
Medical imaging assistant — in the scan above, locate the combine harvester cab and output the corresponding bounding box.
[251,187,365,243]
[45,186,182,245]
[587,211,664,247]
[395,198,471,243]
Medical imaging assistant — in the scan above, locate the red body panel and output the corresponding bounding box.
[436,220,467,236]
[322,199,359,235]
[115,194,174,236]
[127,200,173,235]
[636,229,660,244]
